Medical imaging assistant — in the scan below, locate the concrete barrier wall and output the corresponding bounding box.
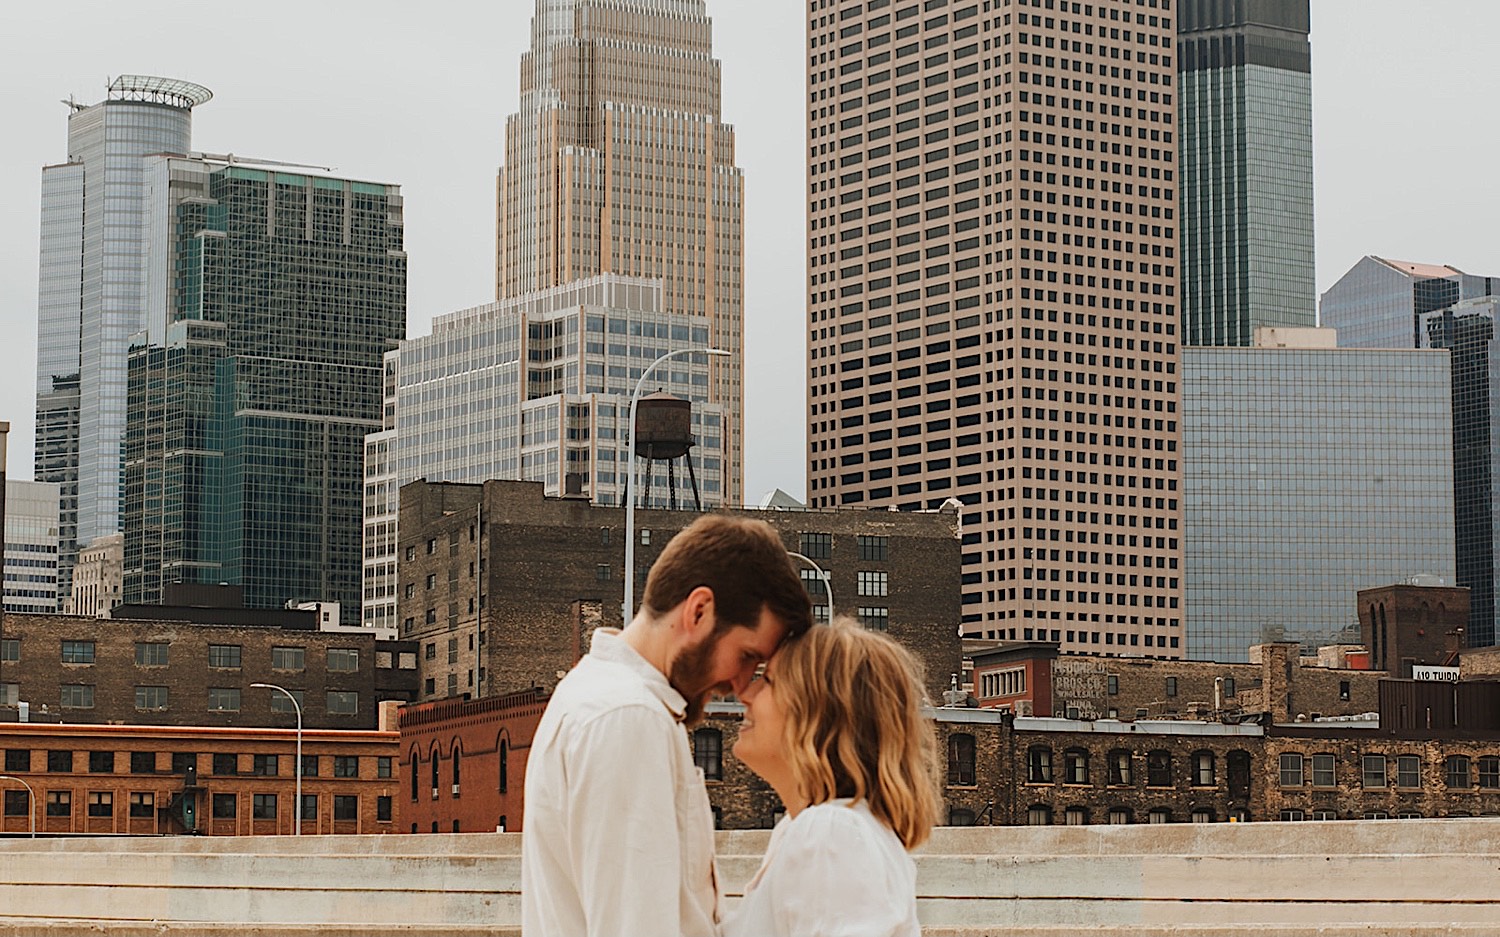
[0,820,1497,935]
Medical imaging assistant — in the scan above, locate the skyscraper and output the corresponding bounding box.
[1183,329,1455,661]
[1421,297,1500,648]
[1321,256,1500,648]
[34,76,212,600]
[1320,256,1495,350]
[496,0,745,505]
[1178,0,1315,346]
[4,480,62,615]
[806,0,1183,655]
[123,159,407,611]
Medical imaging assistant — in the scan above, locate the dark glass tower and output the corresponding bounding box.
[124,162,406,610]
[1179,0,1315,346]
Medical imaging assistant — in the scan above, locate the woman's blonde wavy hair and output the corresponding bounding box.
[772,617,941,848]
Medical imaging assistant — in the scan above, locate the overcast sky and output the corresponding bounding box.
[2,1,1498,503]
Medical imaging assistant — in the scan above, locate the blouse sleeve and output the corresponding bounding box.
[763,806,917,937]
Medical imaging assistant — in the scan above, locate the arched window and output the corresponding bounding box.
[452,744,462,789]
[1063,748,1089,785]
[948,733,976,786]
[1108,749,1133,786]
[1107,807,1132,825]
[1191,751,1216,787]
[499,738,510,794]
[409,747,420,802]
[1148,807,1172,824]
[430,745,440,794]
[948,807,976,827]
[1026,804,1052,826]
[1191,807,1215,823]
[693,728,723,781]
[1227,749,1253,794]
[1479,755,1500,789]
[1368,605,1380,665]
[1146,750,1173,787]
[1446,755,1471,789]
[1378,604,1389,670]
[1027,746,1053,784]
[1064,806,1088,826]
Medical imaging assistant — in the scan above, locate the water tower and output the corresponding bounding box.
[633,392,702,511]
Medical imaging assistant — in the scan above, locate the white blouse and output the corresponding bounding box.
[723,798,920,937]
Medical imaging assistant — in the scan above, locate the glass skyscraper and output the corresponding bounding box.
[1320,255,1496,350]
[1183,334,1455,661]
[4,480,62,615]
[1421,298,1500,648]
[1178,0,1315,346]
[362,275,727,632]
[1322,256,1500,647]
[123,160,407,611]
[34,76,212,601]
[496,0,745,505]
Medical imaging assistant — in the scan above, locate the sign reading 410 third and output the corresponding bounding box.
[1412,666,1460,682]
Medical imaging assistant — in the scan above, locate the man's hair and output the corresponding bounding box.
[641,514,813,639]
[772,617,941,849]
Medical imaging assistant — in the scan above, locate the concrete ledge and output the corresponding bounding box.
[0,820,1495,934]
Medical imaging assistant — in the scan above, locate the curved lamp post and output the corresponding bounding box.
[0,774,35,837]
[786,551,834,624]
[250,683,302,835]
[624,347,731,619]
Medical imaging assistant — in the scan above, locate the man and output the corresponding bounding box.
[521,514,814,937]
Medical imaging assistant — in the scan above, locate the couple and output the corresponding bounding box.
[521,515,940,937]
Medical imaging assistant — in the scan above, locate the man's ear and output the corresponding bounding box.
[679,585,717,640]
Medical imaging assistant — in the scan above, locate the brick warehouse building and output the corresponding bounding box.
[971,640,1384,721]
[0,612,418,729]
[399,689,546,834]
[396,479,963,703]
[394,671,1500,831]
[0,719,401,836]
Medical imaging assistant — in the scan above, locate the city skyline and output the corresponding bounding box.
[2,1,1499,504]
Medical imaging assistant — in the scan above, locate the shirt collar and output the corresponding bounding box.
[589,628,688,722]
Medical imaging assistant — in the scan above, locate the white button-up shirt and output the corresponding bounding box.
[522,629,721,937]
[723,799,920,937]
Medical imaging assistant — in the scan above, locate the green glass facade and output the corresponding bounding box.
[124,164,406,610]
[1179,0,1315,346]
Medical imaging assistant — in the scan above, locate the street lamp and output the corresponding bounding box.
[250,683,302,835]
[624,347,731,619]
[0,774,35,837]
[786,551,834,624]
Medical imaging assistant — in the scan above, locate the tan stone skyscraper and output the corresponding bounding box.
[498,0,746,504]
[807,0,1183,657]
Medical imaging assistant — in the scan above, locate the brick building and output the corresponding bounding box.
[0,612,418,729]
[398,689,546,834]
[971,640,1382,722]
[396,479,963,702]
[1358,582,1468,676]
[0,719,401,836]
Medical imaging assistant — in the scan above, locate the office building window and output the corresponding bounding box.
[252,755,279,777]
[1362,755,1387,789]
[212,753,239,776]
[87,791,113,818]
[1447,755,1471,789]
[858,606,889,631]
[1396,755,1421,789]
[60,684,94,709]
[799,532,832,560]
[333,795,358,821]
[47,750,72,773]
[135,686,169,711]
[208,645,242,669]
[1279,753,1304,787]
[88,751,114,773]
[208,688,241,712]
[128,792,154,818]
[252,794,278,820]
[328,649,359,673]
[270,690,305,715]
[130,752,157,775]
[212,794,237,819]
[327,691,359,716]
[61,641,95,664]
[271,647,306,671]
[857,570,888,597]
[46,791,71,817]
[1311,753,1336,787]
[334,756,360,779]
[134,642,168,666]
[857,535,889,561]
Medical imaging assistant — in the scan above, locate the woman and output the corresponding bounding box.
[723,618,941,937]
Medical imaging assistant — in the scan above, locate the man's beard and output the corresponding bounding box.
[669,631,722,727]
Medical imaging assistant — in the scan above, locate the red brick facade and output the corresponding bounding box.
[0,722,401,836]
[398,689,546,833]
